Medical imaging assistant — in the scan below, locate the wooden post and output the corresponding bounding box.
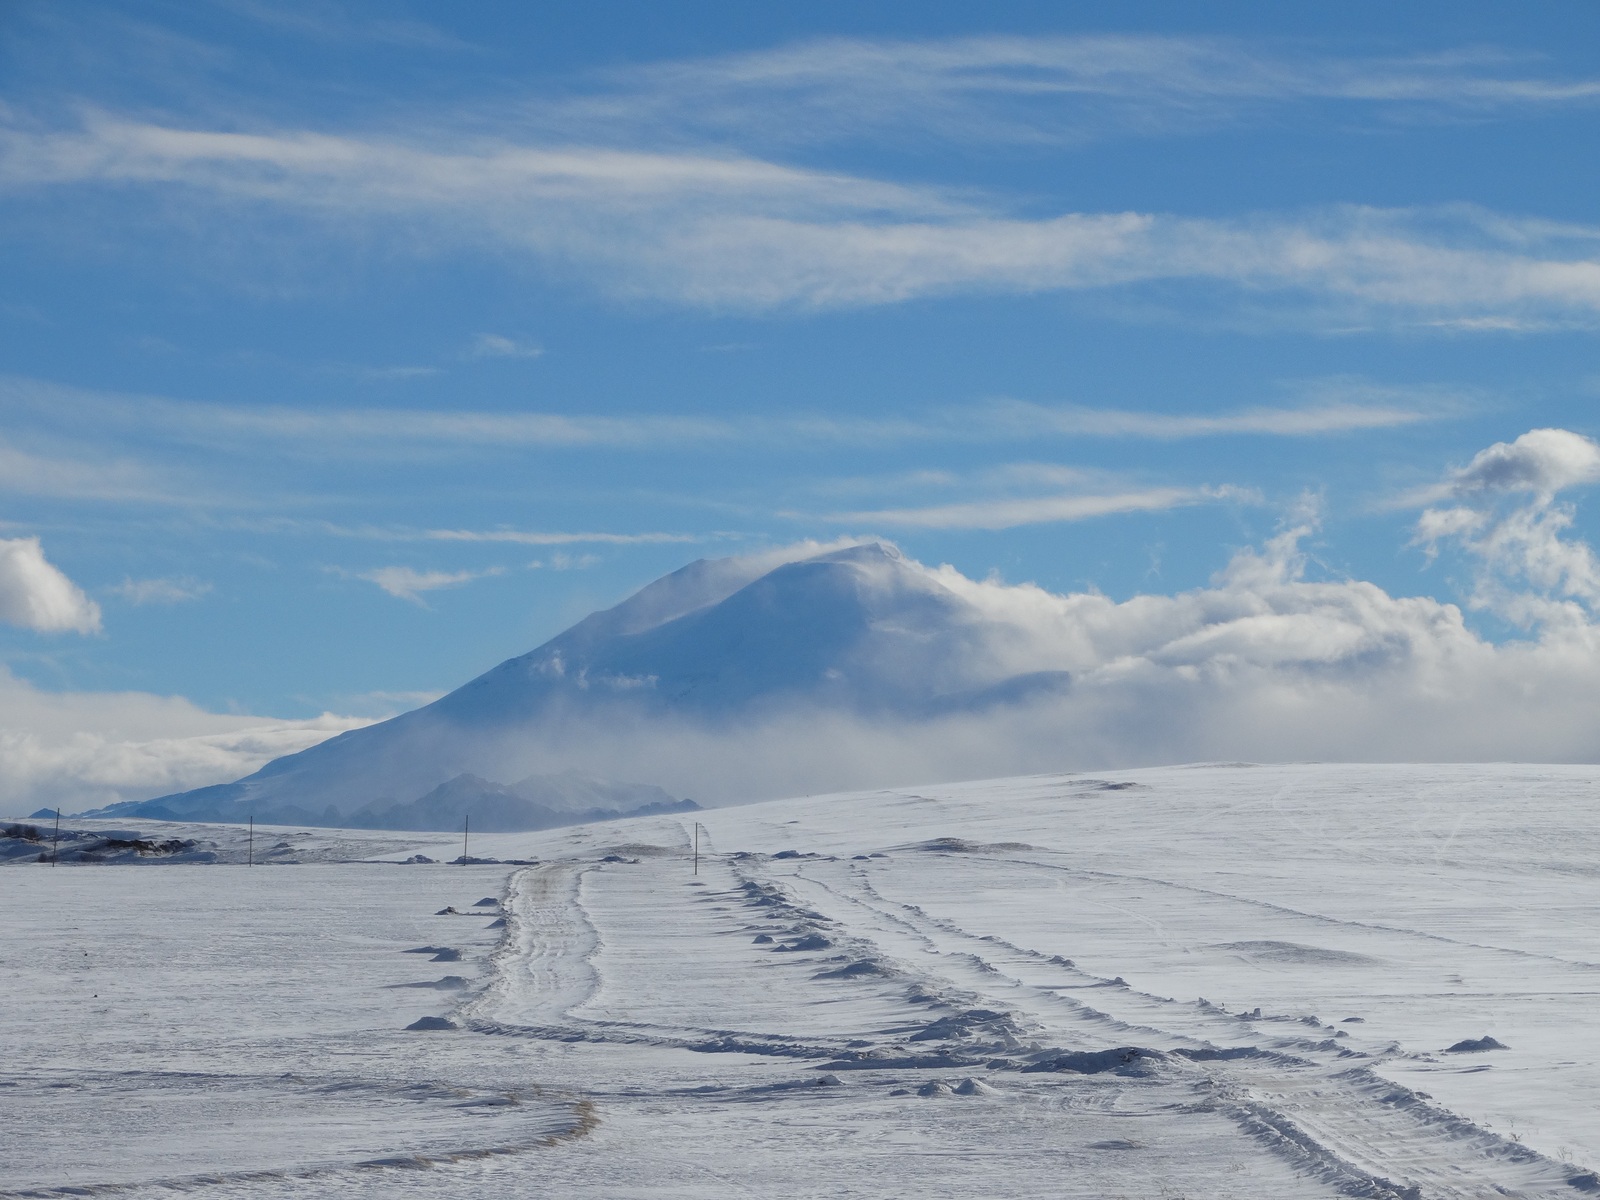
[247,815,253,866]
[51,808,60,866]
[693,822,698,875]
[462,813,469,865]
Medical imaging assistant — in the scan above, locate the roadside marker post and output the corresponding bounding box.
[248,815,253,866]
[462,813,470,865]
[51,808,60,867]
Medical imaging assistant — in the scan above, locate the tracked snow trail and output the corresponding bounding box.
[746,853,1583,1200]
[465,861,600,1032]
[8,763,1600,1198]
[450,830,1358,1199]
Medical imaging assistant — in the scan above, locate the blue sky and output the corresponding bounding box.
[3,0,1600,767]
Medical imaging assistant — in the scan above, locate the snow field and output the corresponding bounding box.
[0,865,585,1195]
[5,761,1600,1197]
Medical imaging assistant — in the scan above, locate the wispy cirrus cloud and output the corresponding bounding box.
[0,375,1463,468]
[830,484,1252,531]
[353,564,505,605]
[106,576,212,605]
[468,333,544,360]
[424,528,700,546]
[4,110,1600,326]
[569,36,1600,149]
[984,390,1455,439]
[214,0,475,52]
[0,376,735,453]
[205,516,714,547]
[0,437,184,503]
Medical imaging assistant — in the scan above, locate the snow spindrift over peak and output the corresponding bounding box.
[442,540,982,721]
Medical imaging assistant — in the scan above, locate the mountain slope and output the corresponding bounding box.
[92,543,1047,826]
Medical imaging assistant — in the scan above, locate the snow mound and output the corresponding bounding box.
[404,1016,456,1032]
[1022,1047,1165,1075]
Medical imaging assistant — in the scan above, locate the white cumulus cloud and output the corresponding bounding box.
[0,537,101,634]
[1441,427,1600,498]
[1415,429,1600,625]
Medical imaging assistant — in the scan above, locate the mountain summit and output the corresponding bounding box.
[94,543,1060,827]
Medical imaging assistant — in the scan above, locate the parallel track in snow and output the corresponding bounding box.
[463,832,1592,1200]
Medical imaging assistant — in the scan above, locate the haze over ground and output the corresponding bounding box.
[3,1,1600,810]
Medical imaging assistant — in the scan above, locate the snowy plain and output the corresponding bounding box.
[4,762,1600,1198]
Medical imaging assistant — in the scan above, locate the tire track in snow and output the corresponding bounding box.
[460,862,601,1033]
[776,856,1589,1200]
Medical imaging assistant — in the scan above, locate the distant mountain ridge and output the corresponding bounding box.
[347,771,697,833]
[100,767,696,832]
[88,543,1062,828]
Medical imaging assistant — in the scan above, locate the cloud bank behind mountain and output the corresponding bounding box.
[8,427,1600,819]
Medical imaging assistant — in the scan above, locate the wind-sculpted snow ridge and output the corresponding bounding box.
[8,762,1600,1197]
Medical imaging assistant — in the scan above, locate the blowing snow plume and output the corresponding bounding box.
[83,427,1600,824]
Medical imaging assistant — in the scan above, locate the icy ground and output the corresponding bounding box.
[5,762,1600,1198]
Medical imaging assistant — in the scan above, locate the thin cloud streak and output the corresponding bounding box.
[986,398,1446,438]
[425,528,702,546]
[355,564,506,604]
[0,375,1461,467]
[468,333,544,359]
[581,35,1600,149]
[225,516,712,547]
[0,377,736,451]
[106,576,212,606]
[0,111,949,218]
[0,439,185,504]
[833,485,1249,531]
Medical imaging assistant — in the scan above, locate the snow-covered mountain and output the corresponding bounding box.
[92,526,1600,828]
[92,543,1039,827]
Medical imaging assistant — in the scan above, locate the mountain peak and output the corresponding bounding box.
[97,542,1023,824]
[808,541,903,566]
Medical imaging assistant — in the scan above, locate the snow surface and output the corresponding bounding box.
[5,762,1600,1198]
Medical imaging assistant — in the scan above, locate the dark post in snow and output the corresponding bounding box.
[694,822,705,876]
[51,808,60,867]
[462,813,470,865]
[247,815,253,866]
